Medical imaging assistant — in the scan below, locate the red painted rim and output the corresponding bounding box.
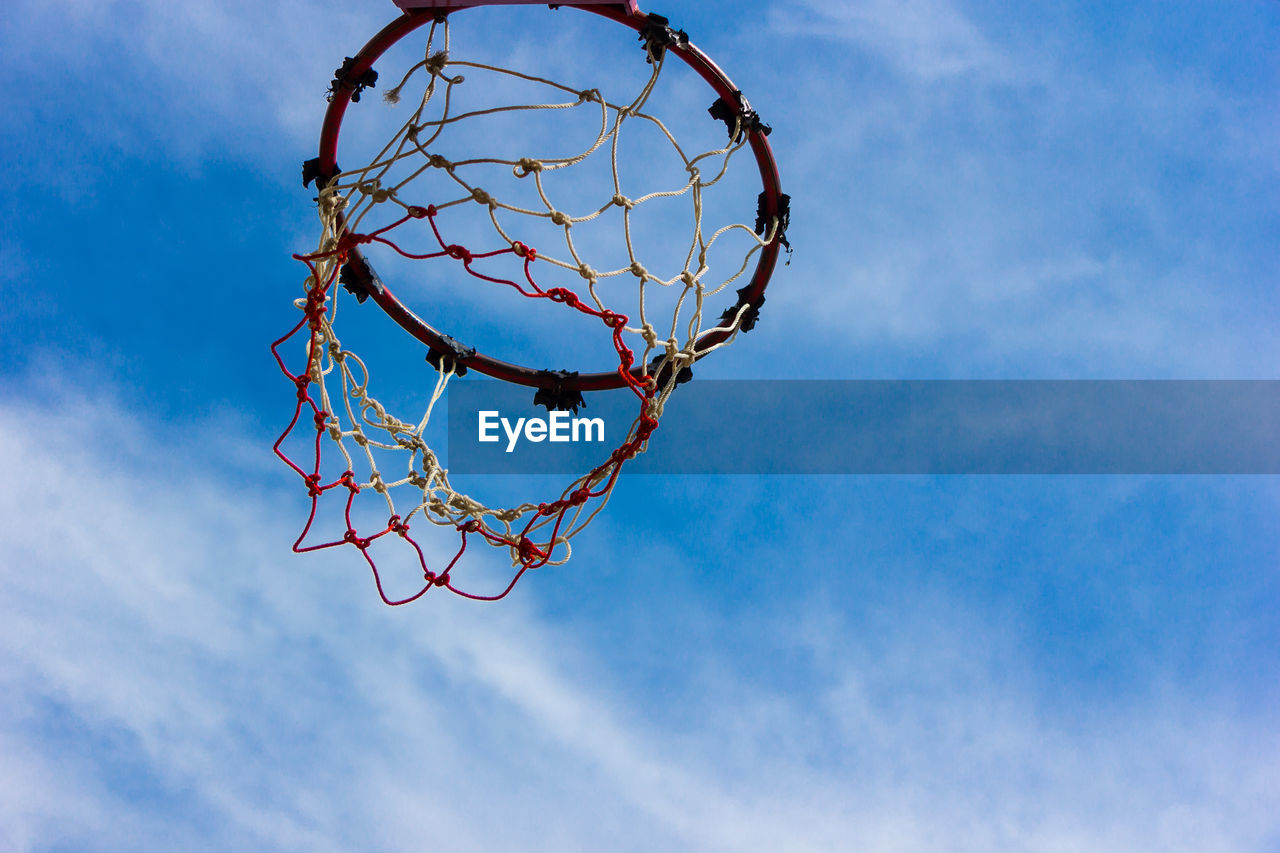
[316,3,784,392]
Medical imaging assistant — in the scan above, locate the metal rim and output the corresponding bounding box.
[315,2,784,392]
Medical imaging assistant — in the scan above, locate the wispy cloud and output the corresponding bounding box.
[768,0,1005,80]
[2,375,1278,850]
[757,1,1280,377]
[1,0,386,167]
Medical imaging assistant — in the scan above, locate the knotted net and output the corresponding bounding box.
[272,5,787,602]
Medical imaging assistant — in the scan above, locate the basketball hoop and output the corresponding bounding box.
[272,0,789,603]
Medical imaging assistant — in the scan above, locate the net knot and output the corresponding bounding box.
[428,154,451,170]
[304,473,323,497]
[517,536,546,563]
[389,515,409,535]
[679,271,698,289]
[549,210,571,227]
[470,187,494,207]
[445,244,473,263]
[612,193,634,210]
[576,89,601,103]
[511,241,536,260]
[424,50,450,77]
[450,494,480,512]
[337,232,375,251]
[577,263,597,281]
[629,261,648,279]
[343,529,370,550]
[514,158,543,177]
[640,323,658,347]
[601,311,626,329]
[318,193,347,216]
[546,287,579,306]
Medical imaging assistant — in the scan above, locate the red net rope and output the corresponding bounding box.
[273,14,780,602]
[272,203,657,602]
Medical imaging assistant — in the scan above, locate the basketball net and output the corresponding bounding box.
[272,10,785,602]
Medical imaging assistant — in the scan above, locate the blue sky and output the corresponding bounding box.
[2,1,1279,851]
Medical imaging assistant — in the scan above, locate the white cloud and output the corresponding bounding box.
[2,374,1278,851]
[6,0,1276,379]
[754,1,1280,378]
[3,0,1280,838]
[1,0,385,166]
[768,0,1005,80]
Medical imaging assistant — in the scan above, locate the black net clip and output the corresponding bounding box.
[533,370,586,415]
[328,57,378,103]
[426,335,475,377]
[302,157,340,189]
[338,255,384,304]
[708,92,772,144]
[755,191,792,253]
[638,14,688,64]
[719,284,766,333]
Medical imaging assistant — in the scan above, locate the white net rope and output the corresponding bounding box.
[277,15,781,601]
